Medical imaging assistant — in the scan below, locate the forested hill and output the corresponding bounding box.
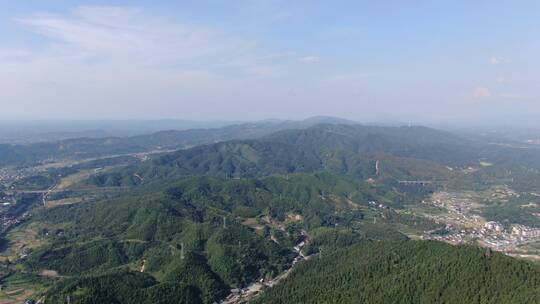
[0,124,273,166]
[263,124,479,165]
[89,124,472,187]
[23,173,404,303]
[255,240,540,304]
[0,117,355,167]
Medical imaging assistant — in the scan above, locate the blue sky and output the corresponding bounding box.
[1,1,539,122]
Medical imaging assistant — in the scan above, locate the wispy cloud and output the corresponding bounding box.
[0,6,286,119]
[15,6,260,68]
[299,56,320,64]
[489,56,509,65]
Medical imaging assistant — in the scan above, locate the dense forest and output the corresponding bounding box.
[44,270,207,304]
[88,124,475,187]
[15,171,432,303]
[25,181,294,299]
[255,240,540,304]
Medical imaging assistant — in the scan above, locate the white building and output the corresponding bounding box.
[484,221,504,232]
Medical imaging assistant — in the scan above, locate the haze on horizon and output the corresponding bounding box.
[1,1,539,124]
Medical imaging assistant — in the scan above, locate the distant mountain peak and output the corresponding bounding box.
[301,116,359,125]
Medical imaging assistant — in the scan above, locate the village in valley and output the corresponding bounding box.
[418,186,540,261]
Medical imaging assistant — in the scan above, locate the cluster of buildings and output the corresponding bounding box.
[422,227,469,245]
[425,192,483,226]
[481,221,540,241]
[424,219,540,254]
[0,168,20,180]
[421,188,540,253]
[1,212,30,234]
[0,167,40,190]
[511,225,540,238]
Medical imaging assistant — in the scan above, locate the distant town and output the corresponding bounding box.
[420,187,540,260]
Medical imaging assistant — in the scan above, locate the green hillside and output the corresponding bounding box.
[0,118,354,167]
[44,270,205,304]
[255,240,540,304]
[10,170,432,303]
[89,124,472,187]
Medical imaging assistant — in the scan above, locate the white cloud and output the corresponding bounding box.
[15,6,259,68]
[0,6,290,119]
[472,87,491,98]
[299,56,320,64]
[489,56,509,65]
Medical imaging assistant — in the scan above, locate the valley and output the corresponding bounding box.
[0,121,538,303]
